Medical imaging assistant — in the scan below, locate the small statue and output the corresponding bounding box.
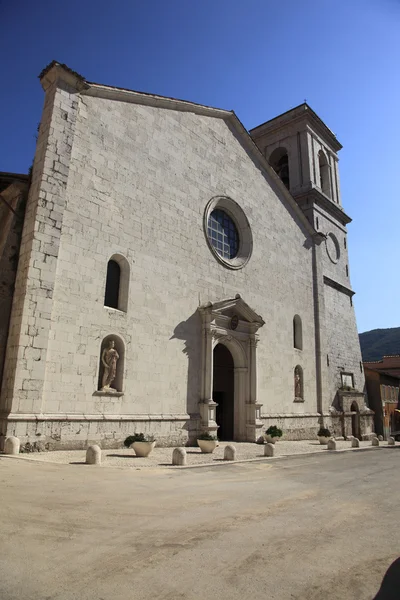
[295,367,302,399]
[101,339,119,392]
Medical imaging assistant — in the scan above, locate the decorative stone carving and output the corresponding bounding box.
[264,442,274,457]
[294,366,303,400]
[86,444,101,464]
[100,339,119,392]
[327,439,336,450]
[4,436,20,455]
[351,437,360,448]
[372,437,379,447]
[172,447,187,466]
[224,445,236,461]
[388,437,395,446]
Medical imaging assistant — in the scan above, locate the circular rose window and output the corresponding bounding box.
[204,196,253,269]
[326,232,340,263]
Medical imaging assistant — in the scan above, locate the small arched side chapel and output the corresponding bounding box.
[0,62,374,449]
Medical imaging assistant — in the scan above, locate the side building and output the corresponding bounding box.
[0,62,373,449]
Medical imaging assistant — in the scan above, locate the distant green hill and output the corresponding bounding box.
[359,328,400,362]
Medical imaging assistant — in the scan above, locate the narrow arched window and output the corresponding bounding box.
[104,260,120,309]
[294,365,304,401]
[318,151,331,197]
[293,315,303,350]
[269,147,290,190]
[104,254,130,312]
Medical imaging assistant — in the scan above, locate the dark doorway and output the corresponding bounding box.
[351,401,361,440]
[213,344,234,440]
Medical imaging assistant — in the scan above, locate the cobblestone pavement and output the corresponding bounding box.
[5,438,384,468]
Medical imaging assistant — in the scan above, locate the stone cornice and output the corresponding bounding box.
[1,413,190,422]
[323,276,355,297]
[294,187,352,225]
[250,103,342,153]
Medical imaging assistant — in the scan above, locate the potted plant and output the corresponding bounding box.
[197,432,219,454]
[264,425,283,444]
[124,433,156,457]
[317,427,331,445]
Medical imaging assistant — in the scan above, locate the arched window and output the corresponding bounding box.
[269,147,290,190]
[294,365,304,401]
[293,315,303,350]
[104,254,130,312]
[318,151,331,197]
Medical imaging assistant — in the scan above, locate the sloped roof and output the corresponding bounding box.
[38,61,321,240]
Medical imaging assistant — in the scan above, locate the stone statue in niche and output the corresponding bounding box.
[294,367,302,399]
[100,339,120,392]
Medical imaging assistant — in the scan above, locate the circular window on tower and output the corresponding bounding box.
[326,232,340,264]
[204,196,253,269]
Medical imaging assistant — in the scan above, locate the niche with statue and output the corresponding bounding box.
[95,334,125,396]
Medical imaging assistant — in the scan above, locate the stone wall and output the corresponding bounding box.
[0,176,29,391]
[1,66,365,449]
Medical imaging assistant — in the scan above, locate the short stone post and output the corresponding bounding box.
[86,445,101,465]
[388,437,395,446]
[378,435,384,441]
[4,436,20,455]
[372,437,379,447]
[327,439,336,451]
[172,447,187,466]
[351,437,360,448]
[264,443,274,457]
[224,445,236,461]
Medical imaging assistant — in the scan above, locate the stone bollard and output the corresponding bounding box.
[4,436,20,455]
[351,437,360,448]
[372,437,379,447]
[224,445,236,461]
[327,439,336,451]
[172,447,187,466]
[86,445,101,465]
[264,443,274,457]
[388,437,395,446]
[378,435,384,442]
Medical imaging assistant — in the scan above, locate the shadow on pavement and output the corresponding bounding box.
[373,557,400,600]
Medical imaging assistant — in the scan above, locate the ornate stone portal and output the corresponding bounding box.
[198,294,265,442]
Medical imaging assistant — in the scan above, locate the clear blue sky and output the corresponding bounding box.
[1,0,399,333]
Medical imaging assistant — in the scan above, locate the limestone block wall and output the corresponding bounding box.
[0,180,28,387]
[1,74,325,447]
[323,285,365,403]
[47,96,318,439]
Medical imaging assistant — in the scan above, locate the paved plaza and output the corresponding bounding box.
[3,438,379,468]
[1,447,400,599]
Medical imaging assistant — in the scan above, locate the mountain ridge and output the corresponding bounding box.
[359,327,400,362]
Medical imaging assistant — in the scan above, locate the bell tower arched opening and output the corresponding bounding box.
[269,147,290,190]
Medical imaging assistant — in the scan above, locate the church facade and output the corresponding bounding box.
[0,62,373,450]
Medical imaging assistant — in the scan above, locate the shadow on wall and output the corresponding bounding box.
[170,310,202,440]
[373,557,400,600]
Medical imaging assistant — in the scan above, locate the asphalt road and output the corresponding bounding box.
[1,449,399,600]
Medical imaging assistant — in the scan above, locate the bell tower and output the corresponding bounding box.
[250,103,349,230]
[250,104,367,424]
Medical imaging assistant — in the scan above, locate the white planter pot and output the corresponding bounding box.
[131,441,156,457]
[264,435,280,444]
[197,439,219,454]
[317,436,331,445]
